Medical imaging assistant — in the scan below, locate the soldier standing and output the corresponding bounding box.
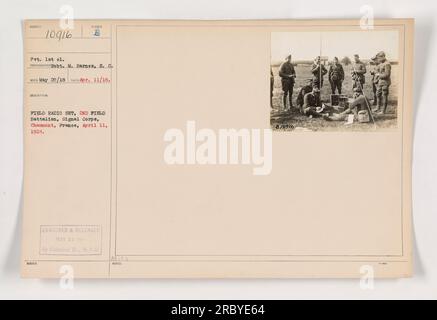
[328,57,344,94]
[374,51,391,114]
[278,54,296,111]
[351,54,367,94]
[369,56,380,106]
[311,56,327,90]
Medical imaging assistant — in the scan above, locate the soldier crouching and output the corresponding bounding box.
[296,79,313,114]
[302,88,329,119]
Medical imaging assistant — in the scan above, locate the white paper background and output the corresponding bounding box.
[0,0,435,299]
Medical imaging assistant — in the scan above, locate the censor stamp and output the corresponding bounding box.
[40,225,102,255]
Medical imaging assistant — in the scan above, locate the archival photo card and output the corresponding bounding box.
[21,20,413,278]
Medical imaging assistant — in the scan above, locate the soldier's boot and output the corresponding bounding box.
[374,96,383,114]
[289,93,293,110]
[372,95,378,112]
[381,94,388,114]
[282,94,288,111]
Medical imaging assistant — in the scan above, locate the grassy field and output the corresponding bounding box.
[271,64,398,131]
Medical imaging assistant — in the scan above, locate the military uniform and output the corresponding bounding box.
[352,60,367,94]
[296,84,313,114]
[311,63,327,89]
[303,92,322,117]
[370,62,379,105]
[328,62,344,94]
[326,94,367,121]
[278,61,296,110]
[375,59,391,113]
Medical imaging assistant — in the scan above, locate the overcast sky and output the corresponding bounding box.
[271,30,399,62]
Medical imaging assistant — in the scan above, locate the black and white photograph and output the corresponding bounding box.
[270,30,400,131]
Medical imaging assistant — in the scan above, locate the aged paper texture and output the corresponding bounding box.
[22,19,414,278]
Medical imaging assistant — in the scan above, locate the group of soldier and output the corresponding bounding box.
[270,51,392,121]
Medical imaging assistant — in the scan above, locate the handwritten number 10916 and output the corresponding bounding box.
[45,29,73,41]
